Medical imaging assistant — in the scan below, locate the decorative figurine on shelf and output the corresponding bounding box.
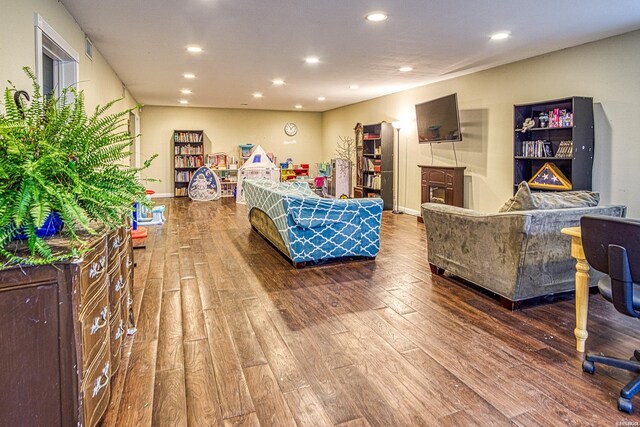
[520,118,535,132]
[538,112,549,128]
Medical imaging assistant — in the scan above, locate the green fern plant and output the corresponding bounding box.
[0,67,157,268]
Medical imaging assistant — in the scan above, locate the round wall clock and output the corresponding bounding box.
[284,122,298,136]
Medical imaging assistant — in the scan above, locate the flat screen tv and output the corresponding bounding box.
[415,93,462,143]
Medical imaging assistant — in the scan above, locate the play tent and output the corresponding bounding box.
[236,145,280,204]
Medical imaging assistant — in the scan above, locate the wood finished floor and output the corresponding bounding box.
[103,197,640,426]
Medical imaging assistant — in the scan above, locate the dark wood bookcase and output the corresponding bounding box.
[513,97,594,193]
[173,130,204,197]
[355,122,394,209]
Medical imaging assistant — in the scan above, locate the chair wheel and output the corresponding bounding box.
[582,359,595,374]
[618,397,633,413]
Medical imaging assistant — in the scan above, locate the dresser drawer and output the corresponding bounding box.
[82,341,111,427]
[107,228,124,263]
[108,255,125,312]
[79,278,110,368]
[109,304,125,376]
[79,238,108,301]
[122,245,133,282]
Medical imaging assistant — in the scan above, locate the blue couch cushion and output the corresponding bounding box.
[284,195,359,229]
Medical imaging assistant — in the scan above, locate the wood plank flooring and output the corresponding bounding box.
[103,197,640,426]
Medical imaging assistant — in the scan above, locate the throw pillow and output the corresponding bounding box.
[499,181,536,212]
[499,181,600,212]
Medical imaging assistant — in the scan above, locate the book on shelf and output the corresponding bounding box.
[521,139,554,157]
[555,140,574,158]
[174,132,203,143]
[174,155,204,168]
[175,187,188,196]
[174,144,203,155]
[175,170,194,183]
[364,174,381,189]
[363,133,380,140]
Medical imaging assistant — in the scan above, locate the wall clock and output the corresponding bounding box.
[284,122,298,136]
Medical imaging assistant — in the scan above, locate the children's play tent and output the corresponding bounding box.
[236,145,280,204]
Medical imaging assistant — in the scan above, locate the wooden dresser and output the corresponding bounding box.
[0,226,134,427]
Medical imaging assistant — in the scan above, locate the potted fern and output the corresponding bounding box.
[0,67,156,268]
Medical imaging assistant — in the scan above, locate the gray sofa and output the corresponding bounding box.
[422,202,627,308]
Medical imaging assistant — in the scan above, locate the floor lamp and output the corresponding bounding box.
[391,121,403,214]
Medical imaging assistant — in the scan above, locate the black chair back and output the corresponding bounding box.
[581,215,640,316]
[581,215,640,278]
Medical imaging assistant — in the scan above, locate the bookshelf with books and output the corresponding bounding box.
[513,97,594,193]
[173,130,204,197]
[355,122,393,209]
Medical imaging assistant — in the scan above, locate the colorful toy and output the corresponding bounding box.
[136,190,166,226]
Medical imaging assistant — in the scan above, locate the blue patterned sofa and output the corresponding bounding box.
[243,179,383,266]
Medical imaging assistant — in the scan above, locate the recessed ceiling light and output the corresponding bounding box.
[179,99,189,105]
[272,79,285,85]
[399,66,413,72]
[295,104,303,109]
[317,96,326,101]
[186,46,202,53]
[349,84,359,90]
[183,73,195,79]
[365,11,387,22]
[253,92,263,98]
[180,89,192,94]
[305,57,320,64]
[490,31,510,40]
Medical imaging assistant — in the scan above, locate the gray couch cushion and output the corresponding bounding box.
[499,181,600,212]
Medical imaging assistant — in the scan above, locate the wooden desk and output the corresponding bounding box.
[561,226,590,352]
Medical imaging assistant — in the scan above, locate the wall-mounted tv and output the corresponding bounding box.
[415,93,462,143]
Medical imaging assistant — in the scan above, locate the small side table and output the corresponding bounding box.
[561,226,590,352]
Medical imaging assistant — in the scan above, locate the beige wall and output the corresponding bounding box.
[322,30,640,216]
[0,0,137,118]
[140,106,323,195]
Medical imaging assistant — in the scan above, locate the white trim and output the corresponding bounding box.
[34,13,79,93]
[150,193,174,199]
[399,206,420,216]
[34,13,79,62]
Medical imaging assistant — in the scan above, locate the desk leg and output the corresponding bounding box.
[571,237,590,353]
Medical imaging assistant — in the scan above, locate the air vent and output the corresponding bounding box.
[85,36,93,60]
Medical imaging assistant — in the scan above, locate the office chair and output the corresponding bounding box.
[580,215,640,413]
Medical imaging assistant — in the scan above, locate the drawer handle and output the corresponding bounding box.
[90,306,108,335]
[114,275,124,293]
[89,256,106,279]
[92,361,110,398]
[115,320,125,340]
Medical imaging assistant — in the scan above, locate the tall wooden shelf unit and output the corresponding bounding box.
[513,97,594,193]
[173,130,204,197]
[355,122,394,210]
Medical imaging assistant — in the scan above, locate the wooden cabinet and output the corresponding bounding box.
[418,165,465,222]
[513,97,594,192]
[174,130,205,197]
[355,122,394,209]
[0,226,134,427]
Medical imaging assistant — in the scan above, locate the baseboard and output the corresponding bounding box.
[149,193,173,199]
[399,206,420,216]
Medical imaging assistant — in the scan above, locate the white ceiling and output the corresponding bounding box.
[60,0,640,112]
